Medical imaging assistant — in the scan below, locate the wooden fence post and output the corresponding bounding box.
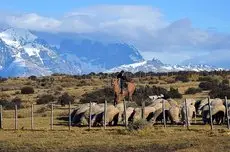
[225,96,230,129]
[104,100,107,129]
[141,100,145,119]
[185,99,189,130]
[15,105,18,130]
[123,100,128,128]
[194,111,197,124]
[68,102,71,131]
[208,97,213,130]
[0,105,2,129]
[50,104,54,130]
[31,104,34,130]
[89,102,92,130]
[162,99,166,128]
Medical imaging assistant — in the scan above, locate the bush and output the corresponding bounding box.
[55,85,63,91]
[0,99,15,110]
[0,77,7,83]
[133,85,169,102]
[11,97,23,109]
[80,87,114,104]
[36,94,55,105]
[36,106,51,113]
[198,76,213,82]
[222,79,229,86]
[185,87,202,94]
[28,75,37,81]
[58,93,74,106]
[0,93,10,99]
[164,77,176,84]
[199,81,218,90]
[168,87,182,98]
[128,119,150,131]
[21,86,34,94]
[175,75,189,82]
[209,84,230,99]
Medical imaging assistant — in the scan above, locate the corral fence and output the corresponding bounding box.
[0,97,229,131]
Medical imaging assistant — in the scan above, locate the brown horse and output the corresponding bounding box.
[111,78,136,105]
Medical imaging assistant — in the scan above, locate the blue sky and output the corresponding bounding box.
[1,0,229,32]
[0,0,230,67]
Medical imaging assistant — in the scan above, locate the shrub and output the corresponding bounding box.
[199,81,218,90]
[21,86,34,94]
[55,85,63,91]
[164,77,176,84]
[175,75,189,82]
[28,75,37,81]
[209,85,230,99]
[36,94,55,105]
[0,93,10,99]
[80,87,114,104]
[0,99,15,110]
[128,119,150,131]
[58,93,74,106]
[185,87,202,94]
[198,76,213,82]
[133,85,170,105]
[15,91,20,95]
[222,79,229,86]
[76,80,88,86]
[0,77,7,83]
[36,106,51,113]
[11,97,23,109]
[168,87,182,98]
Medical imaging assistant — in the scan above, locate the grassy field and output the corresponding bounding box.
[0,106,230,152]
[1,125,230,152]
[0,73,230,151]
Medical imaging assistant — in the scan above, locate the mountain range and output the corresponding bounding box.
[0,28,143,77]
[106,58,223,73]
[0,27,223,77]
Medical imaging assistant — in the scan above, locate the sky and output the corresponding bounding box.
[0,0,230,67]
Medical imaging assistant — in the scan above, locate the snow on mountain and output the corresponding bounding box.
[106,58,223,73]
[0,28,82,77]
[0,28,144,77]
[0,27,223,77]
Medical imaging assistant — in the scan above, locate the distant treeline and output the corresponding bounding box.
[1,70,230,79]
[52,70,230,78]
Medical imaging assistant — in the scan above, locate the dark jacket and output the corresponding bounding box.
[117,72,127,81]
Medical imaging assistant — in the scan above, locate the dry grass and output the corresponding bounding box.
[1,106,230,152]
[1,75,230,151]
[0,124,230,152]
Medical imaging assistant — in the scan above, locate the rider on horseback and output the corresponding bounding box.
[117,70,127,94]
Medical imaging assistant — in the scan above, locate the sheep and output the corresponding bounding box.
[202,104,225,125]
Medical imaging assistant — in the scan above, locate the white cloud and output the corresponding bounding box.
[1,5,230,67]
[5,13,61,32]
[183,50,230,68]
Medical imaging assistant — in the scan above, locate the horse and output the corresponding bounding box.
[111,78,135,105]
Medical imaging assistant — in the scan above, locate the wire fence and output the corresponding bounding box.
[0,97,229,131]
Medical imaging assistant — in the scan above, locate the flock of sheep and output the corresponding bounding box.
[70,97,230,127]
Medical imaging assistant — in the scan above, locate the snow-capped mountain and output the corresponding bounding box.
[106,58,223,73]
[0,28,81,77]
[0,28,144,77]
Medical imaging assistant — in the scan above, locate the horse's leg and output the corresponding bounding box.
[114,94,117,106]
[127,92,130,103]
